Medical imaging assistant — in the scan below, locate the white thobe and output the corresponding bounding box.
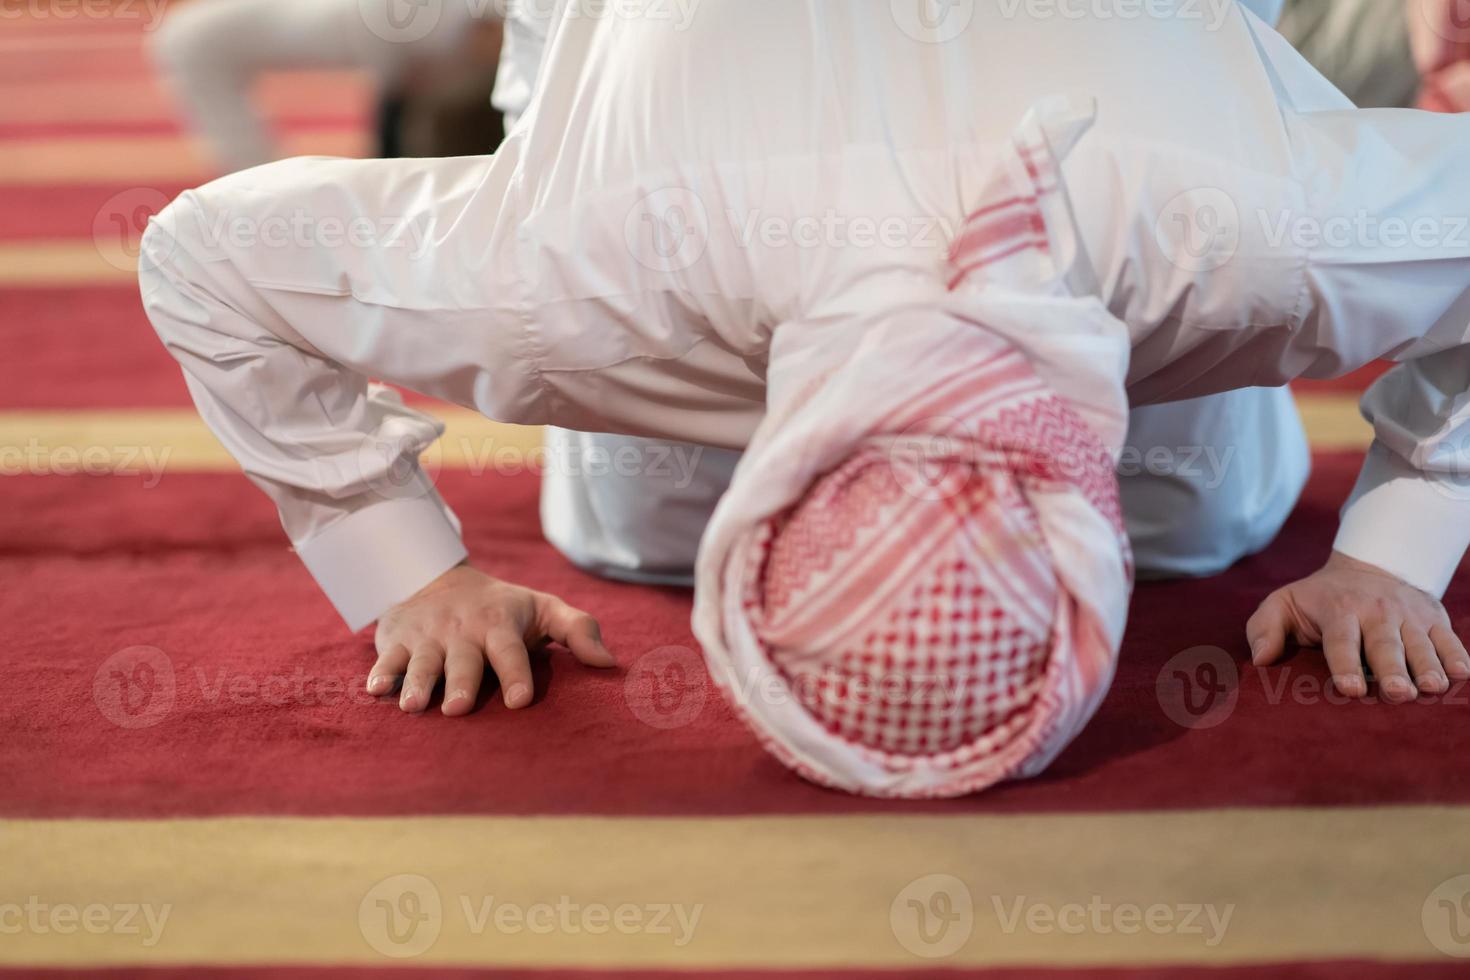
[142,0,1470,630]
[496,0,1308,587]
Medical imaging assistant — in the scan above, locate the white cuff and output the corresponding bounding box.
[295,496,468,632]
[1334,444,1470,598]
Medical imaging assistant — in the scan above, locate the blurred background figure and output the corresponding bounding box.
[1408,0,1470,111]
[1276,0,1420,108]
[149,0,505,172]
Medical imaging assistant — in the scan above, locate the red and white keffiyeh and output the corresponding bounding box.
[692,98,1135,798]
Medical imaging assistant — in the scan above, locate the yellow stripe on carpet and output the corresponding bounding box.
[0,808,1465,968]
[0,409,544,474]
[0,240,137,285]
[0,131,366,184]
[0,396,1368,477]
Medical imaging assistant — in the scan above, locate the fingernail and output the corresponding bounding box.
[399,687,416,710]
[1333,675,1364,697]
[1419,672,1448,694]
[367,675,390,695]
[1250,640,1267,664]
[506,683,530,707]
[449,688,468,703]
[1384,677,1417,702]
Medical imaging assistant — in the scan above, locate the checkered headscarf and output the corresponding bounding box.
[692,98,1135,798]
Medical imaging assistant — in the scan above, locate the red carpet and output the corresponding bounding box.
[4,454,1468,820]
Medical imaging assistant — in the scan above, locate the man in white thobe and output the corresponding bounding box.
[139,0,1470,733]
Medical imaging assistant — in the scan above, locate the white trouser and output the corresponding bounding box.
[540,385,1310,585]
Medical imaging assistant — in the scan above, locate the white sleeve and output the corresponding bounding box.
[1333,350,1470,597]
[139,186,470,632]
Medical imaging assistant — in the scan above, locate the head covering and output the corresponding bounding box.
[692,97,1135,798]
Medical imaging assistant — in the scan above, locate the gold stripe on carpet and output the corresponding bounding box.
[0,240,138,285]
[0,131,366,184]
[0,409,544,474]
[0,396,1368,478]
[0,808,1465,968]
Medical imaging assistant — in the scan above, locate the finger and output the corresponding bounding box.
[1363,620,1416,703]
[538,595,617,668]
[1402,625,1448,694]
[400,641,445,713]
[1246,595,1291,666]
[1321,618,1367,699]
[483,626,536,709]
[1430,623,1470,681]
[368,643,411,697]
[441,639,485,717]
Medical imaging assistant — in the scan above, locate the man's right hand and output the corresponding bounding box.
[367,563,617,716]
